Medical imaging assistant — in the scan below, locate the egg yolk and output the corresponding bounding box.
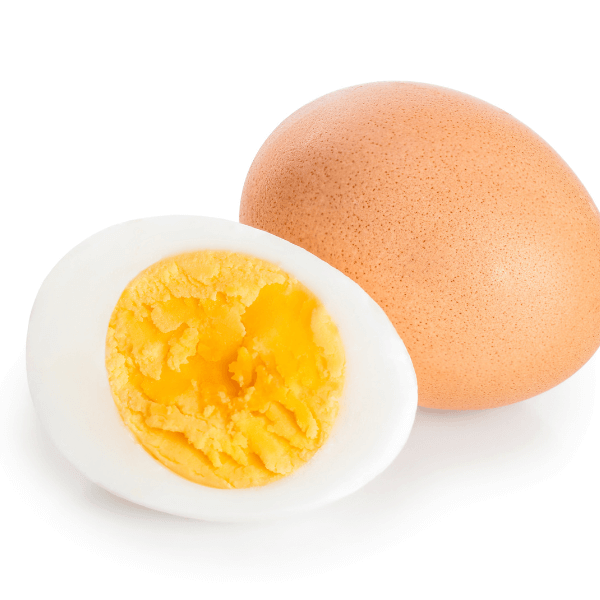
[105,251,345,488]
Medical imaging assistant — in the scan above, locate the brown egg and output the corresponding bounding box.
[240,82,600,410]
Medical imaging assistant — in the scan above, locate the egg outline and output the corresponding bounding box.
[240,81,600,410]
[26,216,418,522]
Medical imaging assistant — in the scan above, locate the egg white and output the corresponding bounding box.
[26,216,417,521]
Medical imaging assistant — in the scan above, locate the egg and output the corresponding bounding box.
[240,82,600,410]
[26,216,417,521]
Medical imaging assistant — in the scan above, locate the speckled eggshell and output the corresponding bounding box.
[240,82,600,410]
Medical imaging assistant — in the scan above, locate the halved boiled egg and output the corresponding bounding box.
[26,216,417,521]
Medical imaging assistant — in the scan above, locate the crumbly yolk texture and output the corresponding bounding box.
[105,251,345,489]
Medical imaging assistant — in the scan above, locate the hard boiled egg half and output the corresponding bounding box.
[27,216,417,521]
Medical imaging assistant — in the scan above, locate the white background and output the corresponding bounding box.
[1,1,598,598]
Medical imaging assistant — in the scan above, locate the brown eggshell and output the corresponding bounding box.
[240,82,600,410]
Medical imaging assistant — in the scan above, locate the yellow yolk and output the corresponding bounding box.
[105,251,345,489]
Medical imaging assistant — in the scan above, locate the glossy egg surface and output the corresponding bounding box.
[27,216,417,521]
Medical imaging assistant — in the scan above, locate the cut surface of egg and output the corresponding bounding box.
[27,216,417,521]
[106,249,346,489]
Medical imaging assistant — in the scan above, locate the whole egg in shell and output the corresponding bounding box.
[240,82,600,410]
[26,216,417,521]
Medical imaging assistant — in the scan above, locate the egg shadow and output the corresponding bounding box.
[10,347,597,579]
